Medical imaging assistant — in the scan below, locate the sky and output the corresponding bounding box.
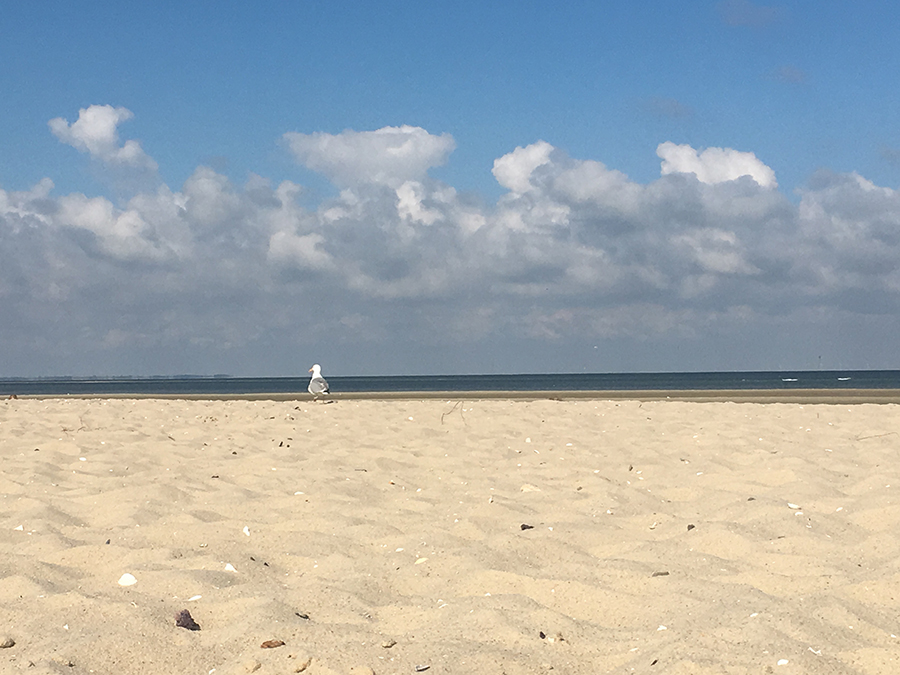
[2,0,900,377]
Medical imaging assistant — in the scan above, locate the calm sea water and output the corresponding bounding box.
[1,371,899,396]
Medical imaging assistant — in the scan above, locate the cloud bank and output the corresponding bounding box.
[3,105,900,375]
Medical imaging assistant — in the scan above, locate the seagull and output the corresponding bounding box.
[308,364,330,400]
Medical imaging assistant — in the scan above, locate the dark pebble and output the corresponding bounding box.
[687,524,695,531]
[261,640,285,649]
[651,571,669,577]
[174,609,200,631]
[520,524,534,530]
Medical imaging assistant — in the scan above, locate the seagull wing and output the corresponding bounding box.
[308,376,329,395]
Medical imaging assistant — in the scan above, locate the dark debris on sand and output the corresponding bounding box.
[174,609,200,631]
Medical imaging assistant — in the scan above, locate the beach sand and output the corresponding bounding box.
[2,396,900,674]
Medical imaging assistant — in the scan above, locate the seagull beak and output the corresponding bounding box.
[308,367,313,373]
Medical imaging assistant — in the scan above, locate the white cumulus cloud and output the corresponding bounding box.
[657,141,777,188]
[492,140,556,194]
[283,125,455,188]
[49,105,158,171]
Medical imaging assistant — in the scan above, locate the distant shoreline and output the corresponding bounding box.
[11,388,900,404]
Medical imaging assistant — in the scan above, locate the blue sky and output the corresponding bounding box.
[2,1,900,376]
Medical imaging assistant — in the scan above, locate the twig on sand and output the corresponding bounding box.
[856,431,899,441]
[441,401,466,425]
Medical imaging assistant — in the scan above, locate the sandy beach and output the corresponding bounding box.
[2,396,900,674]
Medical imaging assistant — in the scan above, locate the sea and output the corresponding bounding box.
[1,370,899,396]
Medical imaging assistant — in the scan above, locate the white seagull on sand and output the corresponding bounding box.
[308,364,330,400]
